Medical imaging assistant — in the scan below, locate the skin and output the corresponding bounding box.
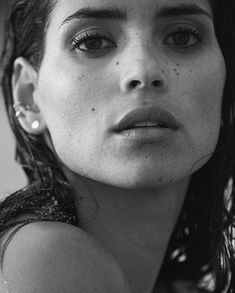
[34,0,226,189]
[12,0,226,292]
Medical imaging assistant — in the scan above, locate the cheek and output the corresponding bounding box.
[192,62,224,133]
[36,64,106,130]
[175,52,226,169]
[35,62,114,168]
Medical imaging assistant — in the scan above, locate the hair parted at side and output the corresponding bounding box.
[0,0,235,292]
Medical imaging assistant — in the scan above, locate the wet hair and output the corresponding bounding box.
[0,0,79,260]
[0,0,235,292]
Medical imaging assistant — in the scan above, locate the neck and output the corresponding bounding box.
[65,169,190,293]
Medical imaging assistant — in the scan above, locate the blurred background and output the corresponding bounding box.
[0,0,26,199]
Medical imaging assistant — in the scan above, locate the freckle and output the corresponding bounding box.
[159,177,163,183]
[91,108,95,112]
[116,61,119,65]
[78,74,86,82]
[176,64,180,67]
[176,72,179,76]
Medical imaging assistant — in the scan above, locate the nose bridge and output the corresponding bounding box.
[119,35,168,93]
[127,34,158,72]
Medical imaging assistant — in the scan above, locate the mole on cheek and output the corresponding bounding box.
[116,61,120,65]
[91,108,95,112]
[78,74,85,82]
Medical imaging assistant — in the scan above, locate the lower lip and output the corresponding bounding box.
[115,127,175,142]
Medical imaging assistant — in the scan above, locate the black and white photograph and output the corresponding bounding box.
[0,0,234,292]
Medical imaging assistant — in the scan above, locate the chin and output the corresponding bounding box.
[98,167,180,191]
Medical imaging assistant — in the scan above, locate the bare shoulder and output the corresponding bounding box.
[3,221,130,293]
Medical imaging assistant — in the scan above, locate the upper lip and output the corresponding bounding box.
[112,106,180,132]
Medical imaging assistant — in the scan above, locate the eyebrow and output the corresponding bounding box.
[61,7,127,26]
[156,4,213,20]
[60,3,212,27]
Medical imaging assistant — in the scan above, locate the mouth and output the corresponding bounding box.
[112,106,180,133]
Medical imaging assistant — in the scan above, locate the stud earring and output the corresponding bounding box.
[31,120,40,130]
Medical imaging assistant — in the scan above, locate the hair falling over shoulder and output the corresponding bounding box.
[0,0,235,292]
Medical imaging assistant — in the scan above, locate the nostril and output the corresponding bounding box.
[152,80,161,87]
[129,80,142,89]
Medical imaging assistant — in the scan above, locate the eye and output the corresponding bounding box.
[163,25,204,48]
[72,31,116,53]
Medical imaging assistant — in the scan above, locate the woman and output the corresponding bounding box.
[0,0,234,292]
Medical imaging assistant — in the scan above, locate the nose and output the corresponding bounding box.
[120,49,168,94]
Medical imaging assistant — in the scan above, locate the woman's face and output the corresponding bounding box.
[34,0,226,189]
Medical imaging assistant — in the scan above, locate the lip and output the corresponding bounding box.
[112,106,180,133]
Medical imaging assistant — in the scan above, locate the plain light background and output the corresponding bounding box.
[0,1,26,199]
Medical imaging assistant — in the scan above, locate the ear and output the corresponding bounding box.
[12,57,47,135]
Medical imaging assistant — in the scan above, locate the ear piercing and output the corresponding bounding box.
[13,103,31,118]
[31,120,40,130]
[13,103,40,130]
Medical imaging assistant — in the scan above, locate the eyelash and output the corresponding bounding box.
[71,31,116,53]
[71,25,204,54]
[163,25,205,48]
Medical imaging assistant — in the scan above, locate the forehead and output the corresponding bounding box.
[50,0,212,25]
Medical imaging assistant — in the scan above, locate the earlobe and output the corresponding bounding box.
[12,57,46,135]
[13,103,45,135]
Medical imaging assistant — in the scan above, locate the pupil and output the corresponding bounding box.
[173,33,190,45]
[85,39,102,50]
